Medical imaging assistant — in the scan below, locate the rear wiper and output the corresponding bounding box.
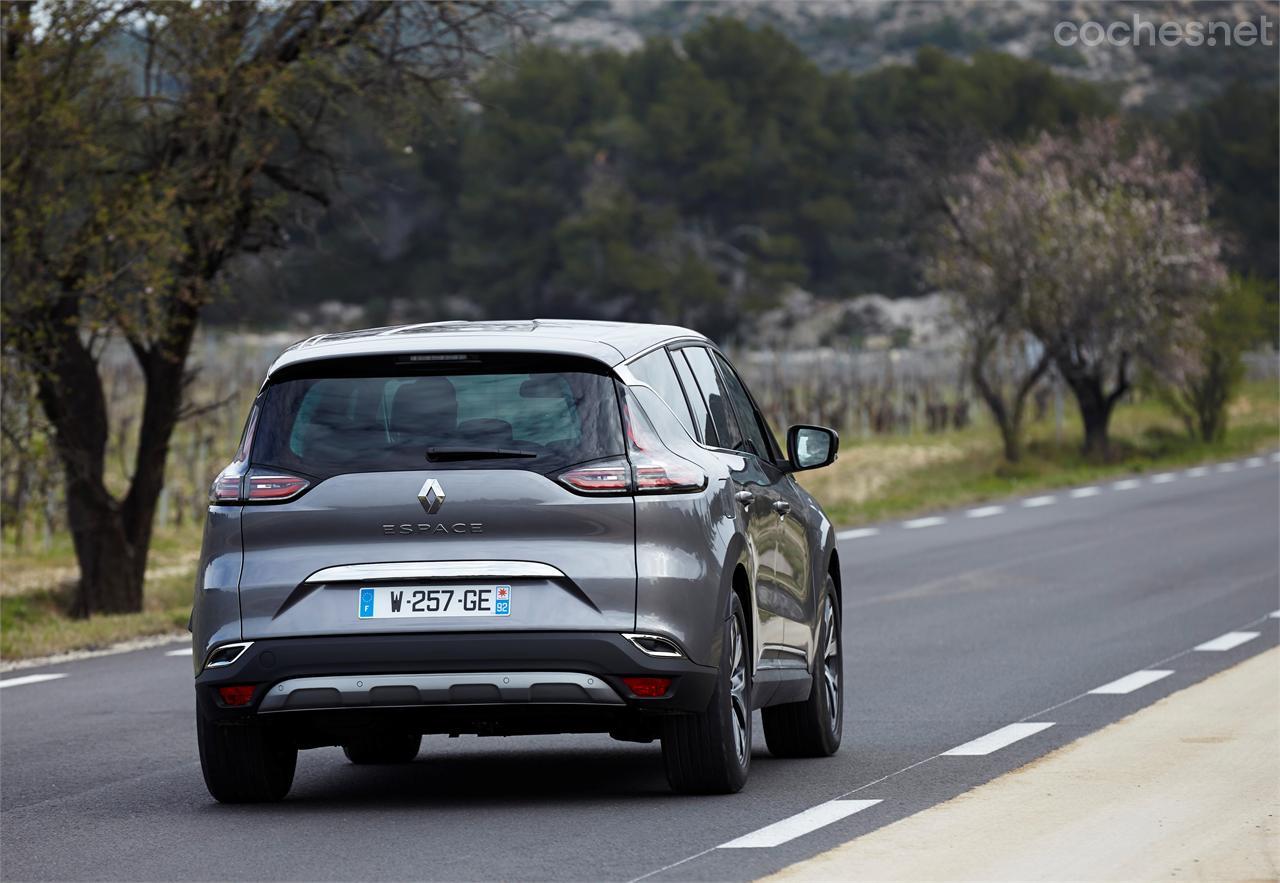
[425,447,537,461]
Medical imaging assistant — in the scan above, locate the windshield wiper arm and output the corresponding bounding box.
[425,447,537,461]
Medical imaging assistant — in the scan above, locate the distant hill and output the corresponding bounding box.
[543,1,1278,113]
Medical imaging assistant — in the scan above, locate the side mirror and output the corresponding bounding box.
[787,424,839,472]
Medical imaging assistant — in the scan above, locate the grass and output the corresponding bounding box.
[1,381,1276,662]
[0,568,194,661]
[800,380,1280,527]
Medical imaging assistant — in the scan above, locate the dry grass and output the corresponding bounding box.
[800,381,1280,526]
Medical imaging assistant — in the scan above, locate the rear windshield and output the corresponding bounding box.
[252,355,624,478]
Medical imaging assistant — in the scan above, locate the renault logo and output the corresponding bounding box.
[418,478,446,514]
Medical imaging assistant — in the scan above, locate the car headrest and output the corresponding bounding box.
[388,377,458,443]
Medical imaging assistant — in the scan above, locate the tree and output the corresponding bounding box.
[933,120,1225,459]
[1023,122,1225,457]
[1157,275,1270,443]
[1,1,523,615]
[928,142,1055,462]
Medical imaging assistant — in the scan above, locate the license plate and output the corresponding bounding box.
[357,585,511,619]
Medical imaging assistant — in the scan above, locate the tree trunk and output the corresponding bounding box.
[969,339,1051,465]
[63,476,143,615]
[29,291,199,616]
[1062,372,1117,459]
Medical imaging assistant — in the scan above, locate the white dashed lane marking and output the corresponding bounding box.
[830,455,1272,545]
[942,722,1055,756]
[718,800,883,849]
[1088,669,1173,695]
[0,673,68,689]
[1271,611,1280,619]
[902,516,946,529]
[165,648,193,657]
[965,505,1005,519]
[1194,631,1259,652]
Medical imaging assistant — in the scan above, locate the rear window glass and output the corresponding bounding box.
[252,355,623,477]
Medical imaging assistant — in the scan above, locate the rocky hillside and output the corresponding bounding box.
[543,1,1277,112]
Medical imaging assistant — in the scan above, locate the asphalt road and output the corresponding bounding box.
[2,455,1278,882]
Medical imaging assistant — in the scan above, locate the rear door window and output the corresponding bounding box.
[669,348,715,446]
[252,355,623,478]
[629,349,696,439]
[678,346,744,452]
[712,352,775,461]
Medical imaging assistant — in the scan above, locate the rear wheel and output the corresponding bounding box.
[762,577,842,758]
[661,592,751,794]
[342,732,422,765]
[197,709,297,803]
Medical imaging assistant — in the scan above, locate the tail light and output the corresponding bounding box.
[558,457,631,493]
[209,468,310,504]
[245,473,310,501]
[623,399,705,494]
[556,397,705,496]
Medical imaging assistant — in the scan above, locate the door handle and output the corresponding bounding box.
[735,490,755,507]
[772,500,791,516]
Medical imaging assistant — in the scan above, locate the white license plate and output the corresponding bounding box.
[357,585,511,619]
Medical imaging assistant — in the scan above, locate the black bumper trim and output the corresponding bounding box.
[195,631,718,721]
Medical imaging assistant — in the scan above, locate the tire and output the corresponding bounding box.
[197,709,297,803]
[762,577,842,758]
[661,592,752,794]
[342,732,422,765]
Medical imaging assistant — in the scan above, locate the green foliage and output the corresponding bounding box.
[241,22,1126,325]
[1157,275,1273,443]
[1168,82,1280,286]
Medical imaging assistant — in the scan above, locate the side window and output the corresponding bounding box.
[629,349,695,439]
[670,349,715,446]
[680,346,744,451]
[712,352,774,462]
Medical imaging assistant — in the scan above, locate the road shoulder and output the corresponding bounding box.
[766,647,1280,882]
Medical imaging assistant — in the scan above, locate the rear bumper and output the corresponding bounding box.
[195,631,718,726]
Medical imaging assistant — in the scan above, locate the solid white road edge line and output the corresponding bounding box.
[836,527,879,541]
[1070,486,1100,498]
[1245,457,1265,468]
[0,673,68,689]
[1217,462,1239,472]
[165,648,193,656]
[718,800,883,849]
[902,516,945,529]
[1022,495,1056,508]
[1112,478,1141,490]
[1271,452,1280,463]
[1186,466,1209,477]
[942,722,1055,756]
[966,505,1005,519]
[1150,472,1177,483]
[1088,669,1174,695]
[1194,631,1259,652]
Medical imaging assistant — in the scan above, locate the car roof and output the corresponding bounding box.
[266,319,708,376]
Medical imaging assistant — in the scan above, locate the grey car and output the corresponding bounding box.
[192,320,843,801]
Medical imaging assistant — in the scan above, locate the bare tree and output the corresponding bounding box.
[2,1,526,615]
